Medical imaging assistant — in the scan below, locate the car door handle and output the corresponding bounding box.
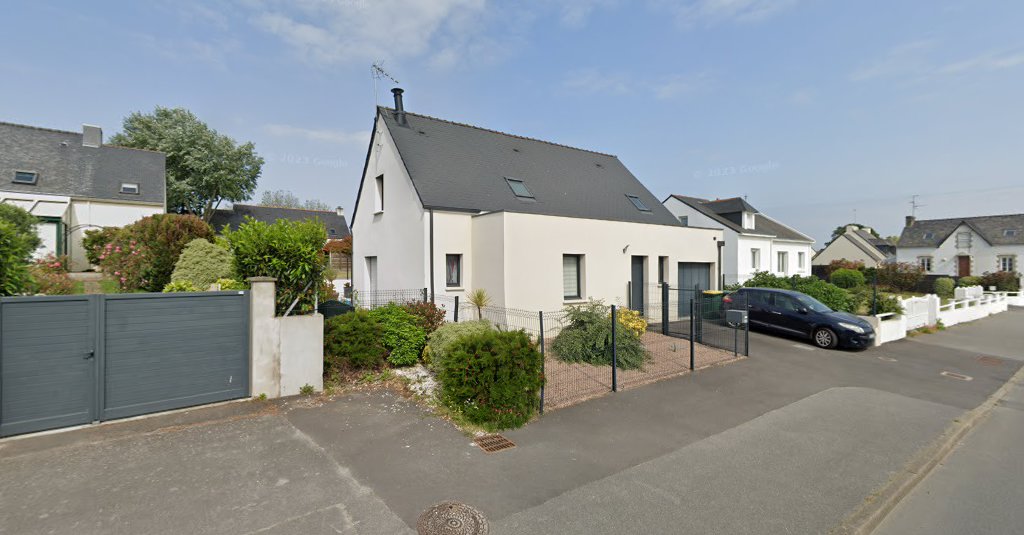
[83,350,95,360]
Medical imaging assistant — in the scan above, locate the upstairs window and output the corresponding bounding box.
[626,194,650,212]
[13,171,37,184]
[923,232,935,240]
[446,254,462,287]
[751,248,761,270]
[1004,229,1019,238]
[505,177,534,199]
[374,175,384,213]
[956,231,972,248]
[120,182,140,195]
[678,215,688,226]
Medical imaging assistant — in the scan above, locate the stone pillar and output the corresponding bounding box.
[248,277,281,398]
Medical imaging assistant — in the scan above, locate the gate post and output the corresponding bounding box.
[453,295,459,322]
[689,298,696,371]
[661,282,669,335]
[611,305,618,392]
[248,277,281,399]
[539,310,545,415]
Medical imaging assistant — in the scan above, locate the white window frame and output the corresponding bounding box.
[777,251,788,274]
[751,248,760,270]
[798,251,805,269]
[562,254,583,301]
[13,170,38,184]
[956,231,972,249]
[365,256,378,292]
[678,215,688,226]
[120,182,140,195]
[373,175,384,213]
[445,254,462,287]
[998,255,1016,272]
[918,256,933,272]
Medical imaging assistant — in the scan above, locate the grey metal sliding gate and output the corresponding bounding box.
[1,291,249,437]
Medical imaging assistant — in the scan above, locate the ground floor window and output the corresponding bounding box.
[798,251,805,269]
[751,248,760,270]
[365,256,377,291]
[446,254,462,287]
[563,254,582,300]
[777,251,788,273]
[998,255,1016,272]
[918,256,932,272]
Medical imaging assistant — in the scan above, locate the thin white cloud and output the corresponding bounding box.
[667,0,801,27]
[848,39,936,81]
[558,0,620,28]
[263,124,367,145]
[936,50,1024,75]
[562,68,712,99]
[246,0,492,67]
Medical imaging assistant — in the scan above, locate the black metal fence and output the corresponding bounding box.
[347,287,749,412]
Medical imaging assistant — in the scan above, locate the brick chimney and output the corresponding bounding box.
[905,215,916,228]
[82,124,102,147]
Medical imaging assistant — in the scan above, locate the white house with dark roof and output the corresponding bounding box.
[0,121,166,271]
[896,214,1024,278]
[812,224,895,268]
[350,89,723,312]
[663,195,815,285]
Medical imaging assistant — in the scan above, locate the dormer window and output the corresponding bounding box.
[120,182,140,195]
[505,177,534,199]
[13,171,37,185]
[626,194,650,212]
[742,211,756,229]
[923,232,935,240]
[1005,229,1019,237]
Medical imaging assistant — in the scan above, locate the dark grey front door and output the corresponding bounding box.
[631,256,645,314]
[677,262,712,316]
[1,296,96,437]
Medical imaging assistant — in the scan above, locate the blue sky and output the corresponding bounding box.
[2,1,1022,244]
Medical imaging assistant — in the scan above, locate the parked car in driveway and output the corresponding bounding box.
[724,288,875,349]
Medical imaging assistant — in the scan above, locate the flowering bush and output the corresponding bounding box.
[613,307,647,338]
[99,214,213,292]
[82,227,119,267]
[28,254,75,295]
[877,262,924,292]
[402,300,446,334]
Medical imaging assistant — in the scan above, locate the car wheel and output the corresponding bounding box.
[813,327,838,349]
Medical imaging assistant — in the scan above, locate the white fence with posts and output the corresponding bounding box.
[861,286,1020,347]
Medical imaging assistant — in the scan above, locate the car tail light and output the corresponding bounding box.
[723,295,733,304]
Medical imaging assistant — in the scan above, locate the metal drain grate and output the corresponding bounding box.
[977,356,1004,367]
[475,434,515,453]
[941,371,973,381]
[417,502,489,534]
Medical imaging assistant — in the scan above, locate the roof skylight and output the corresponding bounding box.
[504,177,534,199]
[626,194,651,212]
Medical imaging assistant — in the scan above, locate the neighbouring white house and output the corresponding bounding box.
[350,88,723,313]
[663,195,814,285]
[0,121,166,271]
[813,224,896,268]
[896,214,1024,279]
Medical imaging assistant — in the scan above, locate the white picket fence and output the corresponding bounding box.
[861,287,1020,347]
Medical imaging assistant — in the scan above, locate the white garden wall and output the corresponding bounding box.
[248,277,324,398]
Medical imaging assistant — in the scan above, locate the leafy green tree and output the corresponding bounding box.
[830,223,880,243]
[108,107,263,221]
[259,189,333,211]
[0,203,41,252]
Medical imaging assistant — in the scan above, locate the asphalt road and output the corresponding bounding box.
[873,378,1024,535]
[1,308,1021,534]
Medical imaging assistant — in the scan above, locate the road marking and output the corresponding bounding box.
[941,371,973,381]
[878,356,898,362]
[792,344,816,351]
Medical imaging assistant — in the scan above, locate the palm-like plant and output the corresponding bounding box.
[467,288,491,320]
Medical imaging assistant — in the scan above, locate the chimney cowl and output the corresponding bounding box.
[82,124,102,148]
[905,215,916,227]
[391,87,407,126]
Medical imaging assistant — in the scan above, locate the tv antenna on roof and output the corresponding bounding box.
[371,62,400,107]
[910,195,925,217]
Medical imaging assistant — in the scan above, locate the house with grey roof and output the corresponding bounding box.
[663,195,815,285]
[0,121,166,271]
[896,214,1023,278]
[350,88,723,312]
[812,224,895,268]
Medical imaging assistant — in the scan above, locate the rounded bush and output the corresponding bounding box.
[171,238,234,290]
[830,268,865,289]
[163,280,199,293]
[437,329,544,430]
[101,214,213,292]
[367,303,426,367]
[0,219,34,296]
[933,277,955,298]
[324,310,386,370]
[425,320,494,370]
[550,301,649,370]
[957,276,982,288]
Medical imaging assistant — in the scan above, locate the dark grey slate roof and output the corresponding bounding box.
[854,229,896,256]
[370,107,681,226]
[669,195,813,242]
[209,204,350,239]
[899,213,1024,247]
[0,121,165,204]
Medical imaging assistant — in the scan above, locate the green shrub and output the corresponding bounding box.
[0,203,41,253]
[0,219,34,296]
[877,262,924,292]
[425,320,494,369]
[163,280,199,293]
[979,271,1020,292]
[934,277,955,298]
[402,300,446,334]
[225,217,328,315]
[82,227,118,266]
[324,310,386,370]
[367,303,426,367]
[100,214,213,292]
[170,238,234,290]
[214,278,248,290]
[27,254,75,295]
[957,276,982,287]
[823,259,866,280]
[850,287,904,317]
[550,301,649,370]
[830,268,865,289]
[744,271,792,289]
[744,272,855,313]
[437,329,544,430]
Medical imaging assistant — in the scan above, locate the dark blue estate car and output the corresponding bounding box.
[725,288,875,349]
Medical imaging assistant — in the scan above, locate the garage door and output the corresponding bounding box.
[677,262,712,316]
[0,292,249,437]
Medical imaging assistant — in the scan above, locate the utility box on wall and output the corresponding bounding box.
[726,309,748,327]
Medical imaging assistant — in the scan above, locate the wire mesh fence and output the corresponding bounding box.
[353,288,429,310]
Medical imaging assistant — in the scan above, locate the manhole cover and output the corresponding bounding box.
[475,434,515,453]
[977,356,1004,367]
[417,501,489,535]
[941,371,973,381]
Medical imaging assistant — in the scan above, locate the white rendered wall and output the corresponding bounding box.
[897,223,1024,277]
[67,200,163,271]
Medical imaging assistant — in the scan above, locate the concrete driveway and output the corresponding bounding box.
[2,309,1021,534]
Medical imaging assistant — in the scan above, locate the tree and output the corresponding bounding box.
[259,189,334,211]
[829,223,880,243]
[886,235,900,245]
[108,107,263,222]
